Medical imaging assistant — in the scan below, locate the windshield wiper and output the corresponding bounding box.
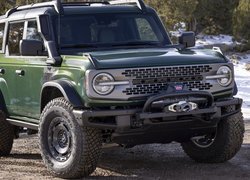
[111,41,162,47]
[61,44,99,48]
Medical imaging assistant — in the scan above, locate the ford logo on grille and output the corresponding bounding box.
[174,84,183,91]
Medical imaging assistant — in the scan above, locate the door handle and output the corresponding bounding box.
[0,68,5,75]
[15,70,25,76]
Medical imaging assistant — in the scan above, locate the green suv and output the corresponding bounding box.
[0,0,245,178]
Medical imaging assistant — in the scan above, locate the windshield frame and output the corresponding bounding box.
[52,12,171,53]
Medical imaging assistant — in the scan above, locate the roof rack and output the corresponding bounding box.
[109,0,147,11]
[62,1,110,6]
[5,0,63,17]
[5,8,17,18]
[5,0,147,17]
[17,0,63,13]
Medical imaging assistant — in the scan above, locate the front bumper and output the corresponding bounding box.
[73,92,242,145]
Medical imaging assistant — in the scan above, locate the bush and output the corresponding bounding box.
[194,0,239,35]
[233,0,250,51]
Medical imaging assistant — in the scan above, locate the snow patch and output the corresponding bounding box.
[233,54,250,120]
[169,22,186,37]
[196,34,235,47]
[194,34,250,120]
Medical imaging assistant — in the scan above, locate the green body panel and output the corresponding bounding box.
[0,54,47,120]
[0,54,89,121]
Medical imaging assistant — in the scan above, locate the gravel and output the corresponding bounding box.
[0,122,250,179]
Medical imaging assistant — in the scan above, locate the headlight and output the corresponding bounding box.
[216,66,232,87]
[93,73,115,95]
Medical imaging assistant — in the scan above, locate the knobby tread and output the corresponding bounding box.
[181,107,244,163]
[0,110,14,156]
[39,98,102,178]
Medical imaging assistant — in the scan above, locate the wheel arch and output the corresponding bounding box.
[41,80,84,112]
[0,90,8,114]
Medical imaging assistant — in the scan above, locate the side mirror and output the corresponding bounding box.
[20,39,43,56]
[179,32,195,48]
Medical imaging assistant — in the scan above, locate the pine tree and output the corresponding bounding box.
[144,0,198,31]
[0,1,15,15]
[195,0,239,34]
[233,0,250,50]
[15,0,46,6]
[0,0,47,14]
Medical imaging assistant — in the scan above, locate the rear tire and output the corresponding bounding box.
[181,109,244,163]
[0,110,14,156]
[39,98,102,178]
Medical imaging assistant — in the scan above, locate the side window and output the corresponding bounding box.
[0,23,4,52]
[8,22,24,56]
[26,20,42,41]
[135,18,158,41]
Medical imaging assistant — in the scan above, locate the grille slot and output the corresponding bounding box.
[122,65,212,78]
[122,65,213,96]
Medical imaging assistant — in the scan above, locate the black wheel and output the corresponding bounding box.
[0,110,14,156]
[39,98,102,178]
[181,108,244,163]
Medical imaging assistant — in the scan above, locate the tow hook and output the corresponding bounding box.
[167,101,198,113]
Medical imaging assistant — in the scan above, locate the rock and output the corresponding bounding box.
[232,54,242,60]
[245,63,250,71]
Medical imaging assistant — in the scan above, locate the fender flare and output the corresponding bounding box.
[0,90,7,113]
[233,81,238,96]
[41,80,84,111]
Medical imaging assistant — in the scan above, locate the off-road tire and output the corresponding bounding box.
[39,98,102,178]
[0,110,14,156]
[181,108,244,163]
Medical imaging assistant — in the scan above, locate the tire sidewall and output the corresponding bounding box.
[182,111,244,162]
[39,101,84,173]
[190,119,227,153]
[0,110,14,156]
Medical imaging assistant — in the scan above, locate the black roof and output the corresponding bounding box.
[0,1,155,21]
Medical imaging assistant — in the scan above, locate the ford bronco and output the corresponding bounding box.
[0,0,244,178]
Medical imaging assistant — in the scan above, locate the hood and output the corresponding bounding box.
[86,48,227,69]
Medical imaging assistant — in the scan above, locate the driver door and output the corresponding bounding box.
[6,19,47,120]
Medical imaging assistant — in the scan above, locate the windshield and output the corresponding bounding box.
[58,13,170,50]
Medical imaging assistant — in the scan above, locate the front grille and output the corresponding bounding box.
[122,65,212,78]
[122,65,213,96]
[86,63,233,100]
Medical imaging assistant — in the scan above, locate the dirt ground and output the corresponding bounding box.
[1,122,250,180]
